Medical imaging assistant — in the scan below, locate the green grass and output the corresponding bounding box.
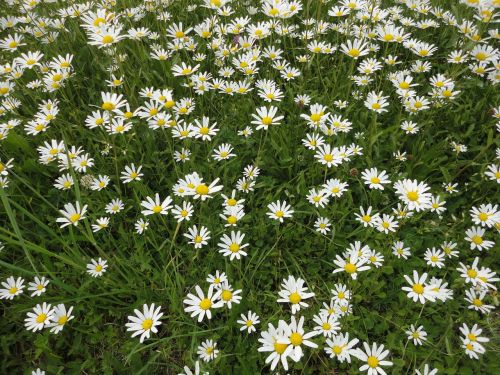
[0,0,499,374]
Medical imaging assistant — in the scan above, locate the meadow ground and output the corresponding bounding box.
[0,0,499,374]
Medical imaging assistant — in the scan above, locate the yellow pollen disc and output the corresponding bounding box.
[344,263,357,274]
[58,315,68,325]
[473,298,482,306]
[322,322,331,330]
[95,265,103,272]
[370,177,380,184]
[36,313,47,323]
[324,154,333,162]
[290,332,303,346]
[9,287,17,294]
[274,342,288,354]
[195,184,209,195]
[367,356,379,368]
[69,213,81,223]
[372,103,381,110]
[407,191,419,201]
[310,113,322,122]
[289,292,301,304]
[102,102,115,111]
[275,210,284,218]
[412,283,424,294]
[199,127,209,135]
[229,243,240,253]
[102,35,114,44]
[333,345,342,354]
[222,290,232,301]
[37,284,44,290]
[152,205,162,214]
[262,116,273,125]
[142,318,153,330]
[227,216,237,225]
[471,236,483,245]
[199,298,212,310]
[478,213,488,221]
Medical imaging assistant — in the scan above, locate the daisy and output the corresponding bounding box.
[314,217,331,234]
[56,202,88,228]
[28,276,49,297]
[315,144,341,168]
[171,202,194,222]
[100,92,127,113]
[92,217,110,232]
[24,302,54,332]
[237,311,260,333]
[0,276,25,300]
[172,62,200,76]
[126,303,163,343]
[206,271,227,289]
[307,188,329,208]
[219,282,242,309]
[406,324,427,345]
[186,177,223,201]
[192,116,219,141]
[105,198,124,214]
[183,285,223,322]
[47,304,74,334]
[86,258,108,277]
[393,179,432,211]
[353,342,393,375]
[374,214,399,234]
[392,241,411,259]
[184,225,211,249]
[251,106,283,130]
[416,364,438,375]
[135,218,149,234]
[276,275,315,314]
[464,226,495,251]
[141,193,173,216]
[355,206,379,227]
[333,251,371,280]
[282,315,319,361]
[325,333,359,363]
[312,313,340,338]
[465,288,493,314]
[212,143,236,161]
[361,168,390,190]
[364,91,389,113]
[424,248,446,268]
[470,204,500,228]
[218,231,249,260]
[323,179,349,197]
[267,200,294,223]
[197,339,219,362]
[258,322,293,371]
[402,271,437,304]
[120,164,143,183]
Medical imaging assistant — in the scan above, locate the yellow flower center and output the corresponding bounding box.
[290,332,303,346]
[195,184,209,195]
[227,216,237,225]
[467,232,481,244]
[473,298,483,306]
[322,322,331,330]
[95,265,103,272]
[372,103,381,110]
[367,356,379,368]
[310,113,322,122]
[412,283,424,294]
[344,263,357,274]
[467,269,477,278]
[222,290,232,301]
[333,345,342,354]
[8,287,17,294]
[348,48,360,57]
[70,213,81,223]
[36,313,47,323]
[274,342,288,354]
[370,177,380,184]
[58,315,68,325]
[199,298,212,310]
[102,35,114,44]
[261,116,273,125]
[229,243,240,253]
[289,292,301,304]
[407,191,419,201]
[102,102,115,111]
[152,205,162,214]
[142,318,153,330]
